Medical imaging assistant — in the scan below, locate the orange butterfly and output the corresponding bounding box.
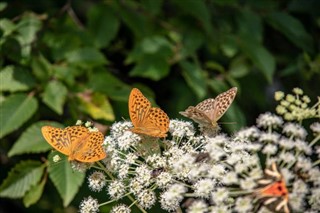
[41,125,106,162]
[128,88,169,138]
[254,163,290,213]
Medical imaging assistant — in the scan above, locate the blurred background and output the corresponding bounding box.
[0,0,319,212]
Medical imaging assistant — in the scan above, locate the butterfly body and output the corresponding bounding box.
[41,126,106,162]
[180,87,237,128]
[129,88,169,138]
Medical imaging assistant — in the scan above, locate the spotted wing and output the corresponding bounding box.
[179,105,212,126]
[129,88,151,127]
[73,130,106,162]
[41,126,71,156]
[212,87,237,122]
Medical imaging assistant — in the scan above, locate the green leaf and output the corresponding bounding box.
[237,37,275,83]
[8,121,64,157]
[0,93,38,139]
[31,54,52,81]
[0,161,45,198]
[266,12,313,53]
[88,69,131,101]
[0,2,7,11]
[78,92,115,121]
[237,10,262,43]
[23,176,46,207]
[141,0,163,15]
[180,61,206,99]
[87,4,120,48]
[229,57,250,78]
[42,81,68,115]
[173,0,212,34]
[65,47,108,67]
[0,66,36,92]
[48,151,85,207]
[129,55,170,81]
[15,13,42,60]
[0,18,16,37]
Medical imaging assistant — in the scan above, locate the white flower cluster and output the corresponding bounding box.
[79,114,320,212]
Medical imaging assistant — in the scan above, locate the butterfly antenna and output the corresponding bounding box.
[219,122,237,125]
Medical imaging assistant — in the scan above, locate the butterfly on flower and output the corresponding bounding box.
[179,87,237,128]
[253,162,290,213]
[41,125,106,163]
[128,88,169,138]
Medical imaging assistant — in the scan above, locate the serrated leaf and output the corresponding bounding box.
[78,92,115,121]
[180,61,206,99]
[8,121,64,157]
[87,4,120,48]
[173,0,212,33]
[48,151,85,207]
[42,81,67,115]
[88,69,131,101]
[238,37,275,83]
[266,12,313,53]
[0,66,36,92]
[31,54,52,81]
[23,176,46,207]
[0,161,45,198]
[0,93,38,139]
[129,55,170,81]
[65,47,108,67]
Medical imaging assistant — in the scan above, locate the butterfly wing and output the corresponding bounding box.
[129,88,169,137]
[73,131,106,162]
[41,126,71,156]
[129,88,151,127]
[212,87,237,122]
[179,105,212,126]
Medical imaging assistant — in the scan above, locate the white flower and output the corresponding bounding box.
[207,164,226,179]
[160,183,187,211]
[156,172,173,188]
[129,178,144,195]
[135,164,151,186]
[137,189,156,209]
[221,171,238,185]
[209,206,231,213]
[283,122,307,139]
[110,204,131,213]
[256,113,283,129]
[110,121,133,138]
[292,179,309,195]
[108,180,126,199]
[194,179,215,198]
[278,152,296,164]
[118,164,129,179]
[117,131,140,151]
[88,171,106,192]
[278,138,295,150]
[309,188,320,210]
[259,132,280,143]
[235,197,253,213]
[262,144,278,155]
[187,200,208,213]
[169,119,195,138]
[126,153,139,165]
[79,196,99,213]
[294,139,312,154]
[211,188,229,204]
[146,154,167,168]
[310,122,320,134]
[234,126,260,141]
[239,177,256,190]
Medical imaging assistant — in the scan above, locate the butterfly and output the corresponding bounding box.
[253,162,290,213]
[179,87,237,128]
[41,125,106,162]
[128,88,169,138]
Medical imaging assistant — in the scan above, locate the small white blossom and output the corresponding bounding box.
[235,197,253,213]
[194,179,215,198]
[259,132,280,143]
[256,113,283,129]
[283,122,307,139]
[146,154,167,168]
[79,196,99,213]
[160,184,187,211]
[88,171,106,192]
[117,131,141,151]
[137,189,156,209]
[110,204,131,213]
[156,172,173,188]
[310,122,320,134]
[135,164,152,186]
[262,143,278,155]
[118,164,129,179]
[110,121,133,138]
[126,153,139,165]
[108,180,126,199]
[239,178,256,190]
[169,119,195,138]
[211,188,229,204]
[187,200,208,213]
[234,126,260,141]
